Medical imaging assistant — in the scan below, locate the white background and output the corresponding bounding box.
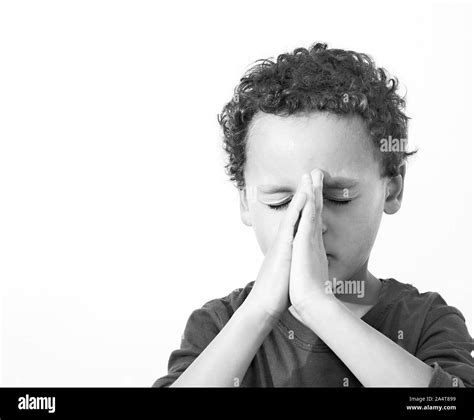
[0,0,472,386]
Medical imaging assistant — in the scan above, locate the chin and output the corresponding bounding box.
[327,265,347,283]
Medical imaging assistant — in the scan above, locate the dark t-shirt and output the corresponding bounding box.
[153,278,474,387]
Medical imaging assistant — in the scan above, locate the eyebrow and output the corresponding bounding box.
[257,176,358,193]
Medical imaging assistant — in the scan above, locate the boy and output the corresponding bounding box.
[153,42,474,387]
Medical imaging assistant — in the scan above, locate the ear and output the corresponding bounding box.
[238,187,252,226]
[384,163,406,215]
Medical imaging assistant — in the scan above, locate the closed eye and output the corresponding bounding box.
[325,198,352,206]
[266,197,353,211]
[267,197,292,211]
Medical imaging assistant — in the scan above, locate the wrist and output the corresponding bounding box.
[239,295,282,329]
[293,291,339,322]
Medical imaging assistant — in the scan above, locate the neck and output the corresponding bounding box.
[332,260,381,306]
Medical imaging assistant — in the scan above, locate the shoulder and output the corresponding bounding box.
[383,278,466,322]
[378,278,470,346]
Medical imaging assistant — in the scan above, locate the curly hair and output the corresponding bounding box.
[217,42,417,189]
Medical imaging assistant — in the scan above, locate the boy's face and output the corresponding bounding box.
[239,111,403,283]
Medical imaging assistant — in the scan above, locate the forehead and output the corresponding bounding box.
[245,111,378,184]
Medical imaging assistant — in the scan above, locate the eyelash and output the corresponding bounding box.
[267,198,352,211]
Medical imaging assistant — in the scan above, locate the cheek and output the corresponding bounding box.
[333,195,384,253]
[250,206,283,255]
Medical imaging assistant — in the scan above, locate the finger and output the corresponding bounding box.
[311,169,325,248]
[310,168,324,226]
[295,173,316,239]
[275,177,307,247]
